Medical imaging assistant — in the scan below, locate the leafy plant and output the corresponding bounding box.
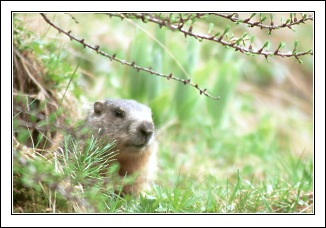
[12,13,313,214]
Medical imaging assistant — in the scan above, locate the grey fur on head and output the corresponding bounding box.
[85,99,155,154]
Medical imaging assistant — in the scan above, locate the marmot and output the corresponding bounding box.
[84,98,157,195]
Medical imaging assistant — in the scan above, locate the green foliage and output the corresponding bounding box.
[13,133,124,213]
[13,13,313,214]
[61,134,116,182]
[206,54,241,126]
[174,37,199,122]
[13,14,83,99]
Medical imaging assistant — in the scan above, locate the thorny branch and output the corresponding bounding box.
[209,13,313,32]
[40,13,220,101]
[108,13,313,60]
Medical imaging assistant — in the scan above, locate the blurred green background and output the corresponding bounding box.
[14,13,313,212]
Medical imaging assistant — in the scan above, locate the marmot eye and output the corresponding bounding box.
[113,108,125,118]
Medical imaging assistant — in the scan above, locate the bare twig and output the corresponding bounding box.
[40,13,220,100]
[110,13,313,60]
[209,13,313,32]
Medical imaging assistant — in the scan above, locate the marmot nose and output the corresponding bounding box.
[138,121,154,143]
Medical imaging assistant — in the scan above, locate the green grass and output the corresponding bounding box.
[13,115,313,213]
[147,117,313,213]
[13,13,313,213]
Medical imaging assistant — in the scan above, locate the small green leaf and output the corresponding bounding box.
[223,25,231,35]
[293,40,299,52]
[250,35,255,44]
[208,22,214,35]
[277,42,286,50]
[228,32,234,40]
[265,55,270,63]
[296,56,303,64]
[169,14,175,22]
[249,13,256,19]
[259,13,267,22]
[270,14,274,21]
[214,31,220,38]
[262,40,270,50]
[241,32,248,39]
[294,40,299,49]
[293,13,297,22]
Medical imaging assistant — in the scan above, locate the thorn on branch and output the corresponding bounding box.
[141,15,145,22]
[183,79,191,85]
[229,42,237,47]
[80,39,86,48]
[188,25,193,33]
[179,16,184,24]
[227,13,238,19]
[257,48,263,54]
[217,35,224,42]
[269,21,274,34]
[243,17,251,23]
[167,73,172,80]
[288,25,295,31]
[66,30,73,40]
[200,89,207,95]
[65,13,79,24]
[94,45,100,53]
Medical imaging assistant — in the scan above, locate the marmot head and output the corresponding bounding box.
[85,99,155,155]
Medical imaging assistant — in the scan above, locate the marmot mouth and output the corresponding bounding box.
[123,140,152,150]
[129,142,149,149]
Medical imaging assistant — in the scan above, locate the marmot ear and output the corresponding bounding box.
[94,101,104,115]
